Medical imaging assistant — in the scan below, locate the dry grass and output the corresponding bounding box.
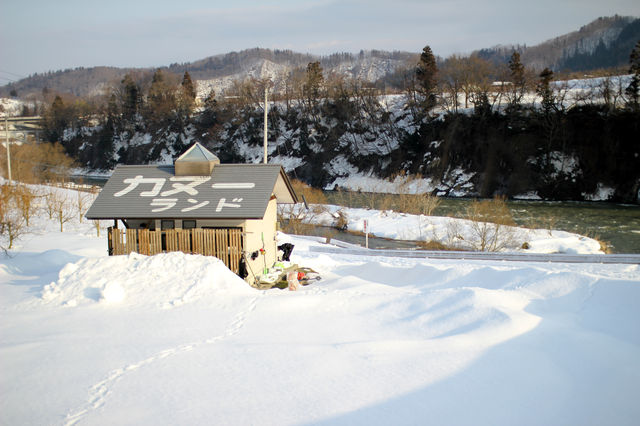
[583,231,613,254]
[416,240,451,250]
[279,179,329,235]
[290,179,328,205]
[377,192,441,216]
[598,239,613,254]
[280,219,316,235]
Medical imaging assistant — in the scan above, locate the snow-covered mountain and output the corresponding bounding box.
[477,15,640,71]
[194,51,413,98]
[0,49,415,99]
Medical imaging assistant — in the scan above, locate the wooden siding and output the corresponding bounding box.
[108,227,243,273]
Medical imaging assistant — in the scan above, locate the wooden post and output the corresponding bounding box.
[177,229,190,253]
[139,229,150,255]
[107,227,114,256]
[4,116,11,182]
[364,219,369,249]
[192,229,204,255]
[125,229,137,254]
[229,228,242,273]
[263,85,268,164]
[110,228,124,255]
[150,230,162,255]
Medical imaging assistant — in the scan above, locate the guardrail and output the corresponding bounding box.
[309,245,640,265]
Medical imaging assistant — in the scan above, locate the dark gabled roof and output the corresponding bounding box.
[86,163,297,220]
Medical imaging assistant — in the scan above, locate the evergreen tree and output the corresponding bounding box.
[146,69,177,128]
[303,62,324,122]
[507,51,526,112]
[199,90,219,131]
[120,74,141,122]
[303,62,324,106]
[536,68,555,114]
[44,96,67,142]
[178,71,197,120]
[107,93,118,122]
[415,45,438,111]
[625,41,640,111]
[181,71,197,101]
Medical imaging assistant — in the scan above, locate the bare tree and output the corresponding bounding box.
[75,190,93,222]
[441,55,464,112]
[0,184,27,250]
[46,189,74,232]
[463,56,494,110]
[0,142,75,184]
[93,220,102,237]
[14,185,37,227]
[441,55,496,113]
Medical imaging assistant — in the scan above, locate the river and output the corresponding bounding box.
[74,176,640,254]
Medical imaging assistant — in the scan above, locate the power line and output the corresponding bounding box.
[0,69,27,79]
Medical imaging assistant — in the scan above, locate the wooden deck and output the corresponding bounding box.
[108,227,243,273]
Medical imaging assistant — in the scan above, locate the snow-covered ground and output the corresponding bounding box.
[2,185,640,425]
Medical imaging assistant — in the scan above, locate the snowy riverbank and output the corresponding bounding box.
[294,204,605,254]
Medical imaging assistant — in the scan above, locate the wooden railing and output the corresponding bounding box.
[108,227,243,273]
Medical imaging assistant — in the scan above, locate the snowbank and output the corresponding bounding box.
[298,204,604,254]
[40,251,252,309]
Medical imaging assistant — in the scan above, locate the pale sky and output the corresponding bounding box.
[1,0,639,83]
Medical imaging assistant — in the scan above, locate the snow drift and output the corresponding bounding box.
[40,252,252,309]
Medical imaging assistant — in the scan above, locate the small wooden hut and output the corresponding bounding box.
[86,143,298,283]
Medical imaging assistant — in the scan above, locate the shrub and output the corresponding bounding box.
[464,196,519,252]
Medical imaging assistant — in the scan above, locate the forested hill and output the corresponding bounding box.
[477,15,640,72]
[0,49,416,99]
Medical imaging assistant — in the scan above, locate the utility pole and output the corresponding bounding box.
[4,116,10,182]
[263,84,269,164]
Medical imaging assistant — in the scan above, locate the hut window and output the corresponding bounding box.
[161,220,175,230]
[183,220,196,229]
